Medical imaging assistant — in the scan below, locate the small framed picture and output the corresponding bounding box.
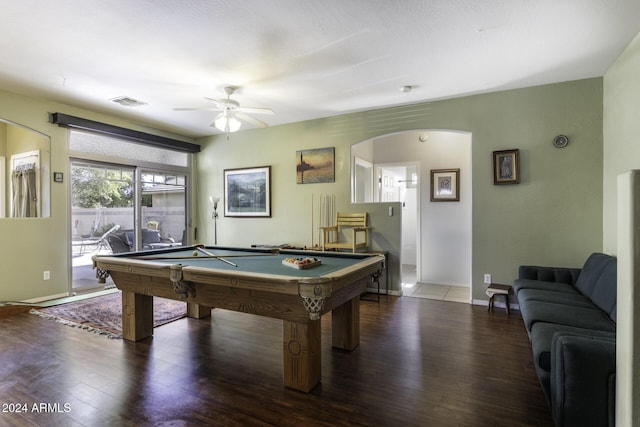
[53,172,64,183]
[224,166,271,217]
[493,149,520,185]
[430,168,460,202]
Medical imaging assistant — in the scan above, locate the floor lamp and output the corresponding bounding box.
[210,196,220,245]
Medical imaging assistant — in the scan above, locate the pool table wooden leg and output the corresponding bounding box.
[331,296,360,350]
[121,291,153,341]
[186,303,211,319]
[282,319,321,392]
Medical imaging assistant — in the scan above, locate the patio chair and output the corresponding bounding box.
[106,232,133,253]
[73,224,120,255]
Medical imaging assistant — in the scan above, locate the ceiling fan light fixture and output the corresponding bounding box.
[213,113,242,133]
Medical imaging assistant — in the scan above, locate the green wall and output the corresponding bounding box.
[197,77,604,300]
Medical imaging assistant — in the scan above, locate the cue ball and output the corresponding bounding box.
[193,251,198,256]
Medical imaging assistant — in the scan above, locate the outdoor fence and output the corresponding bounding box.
[72,207,185,244]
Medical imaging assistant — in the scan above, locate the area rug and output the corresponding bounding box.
[30,292,187,339]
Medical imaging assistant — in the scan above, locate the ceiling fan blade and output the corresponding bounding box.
[236,112,268,128]
[237,106,274,115]
[203,97,227,109]
[173,107,222,111]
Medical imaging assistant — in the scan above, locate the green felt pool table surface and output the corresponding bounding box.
[130,246,371,277]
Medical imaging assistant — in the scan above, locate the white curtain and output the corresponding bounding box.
[11,165,37,217]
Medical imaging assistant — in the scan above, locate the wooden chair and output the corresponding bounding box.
[320,213,369,252]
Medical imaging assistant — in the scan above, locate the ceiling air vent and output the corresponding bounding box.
[110,96,147,107]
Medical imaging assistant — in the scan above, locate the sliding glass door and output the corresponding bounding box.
[69,164,189,294]
[67,129,191,295]
[70,161,135,293]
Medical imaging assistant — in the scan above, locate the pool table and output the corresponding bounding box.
[93,245,384,392]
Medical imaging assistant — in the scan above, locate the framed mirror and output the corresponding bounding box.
[0,119,51,218]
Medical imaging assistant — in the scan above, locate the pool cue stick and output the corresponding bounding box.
[195,247,280,258]
[193,244,278,258]
[196,246,238,267]
[132,254,220,260]
[133,253,278,261]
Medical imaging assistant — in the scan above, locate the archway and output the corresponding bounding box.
[351,130,472,301]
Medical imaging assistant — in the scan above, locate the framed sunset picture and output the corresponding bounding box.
[296,147,335,184]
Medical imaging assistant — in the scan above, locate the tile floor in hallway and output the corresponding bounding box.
[401,264,470,303]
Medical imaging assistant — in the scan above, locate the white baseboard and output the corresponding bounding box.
[23,292,69,304]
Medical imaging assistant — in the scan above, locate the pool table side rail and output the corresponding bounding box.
[92,257,176,278]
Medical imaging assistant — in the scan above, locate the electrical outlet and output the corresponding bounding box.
[484,273,491,284]
[43,271,50,280]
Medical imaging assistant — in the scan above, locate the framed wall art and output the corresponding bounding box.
[430,168,460,202]
[224,166,271,217]
[493,149,520,185]
[296,147,335,184]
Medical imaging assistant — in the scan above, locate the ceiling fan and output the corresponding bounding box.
[174,86,273,134]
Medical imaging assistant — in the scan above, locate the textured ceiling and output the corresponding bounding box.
[1,0,639,138]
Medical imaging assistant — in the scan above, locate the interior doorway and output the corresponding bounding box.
[375,163,419,285]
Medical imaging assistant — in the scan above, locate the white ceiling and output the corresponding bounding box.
[1,0,639,139]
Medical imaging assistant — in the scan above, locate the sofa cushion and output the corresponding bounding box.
[513,278,580,295]
[520,300,616,333]
[518,288,597,309]
[574,253,615,297]
[589,259,617,318]
[518,265,581,285]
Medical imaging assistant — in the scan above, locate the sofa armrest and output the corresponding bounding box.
[551,333,616,427]
[518,265,581,285]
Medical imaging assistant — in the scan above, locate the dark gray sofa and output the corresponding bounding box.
[512,253,616,427]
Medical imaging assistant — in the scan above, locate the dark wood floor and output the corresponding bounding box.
[0,296,553,426]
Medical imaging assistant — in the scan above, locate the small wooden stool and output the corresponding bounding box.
[486,283,511,314]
